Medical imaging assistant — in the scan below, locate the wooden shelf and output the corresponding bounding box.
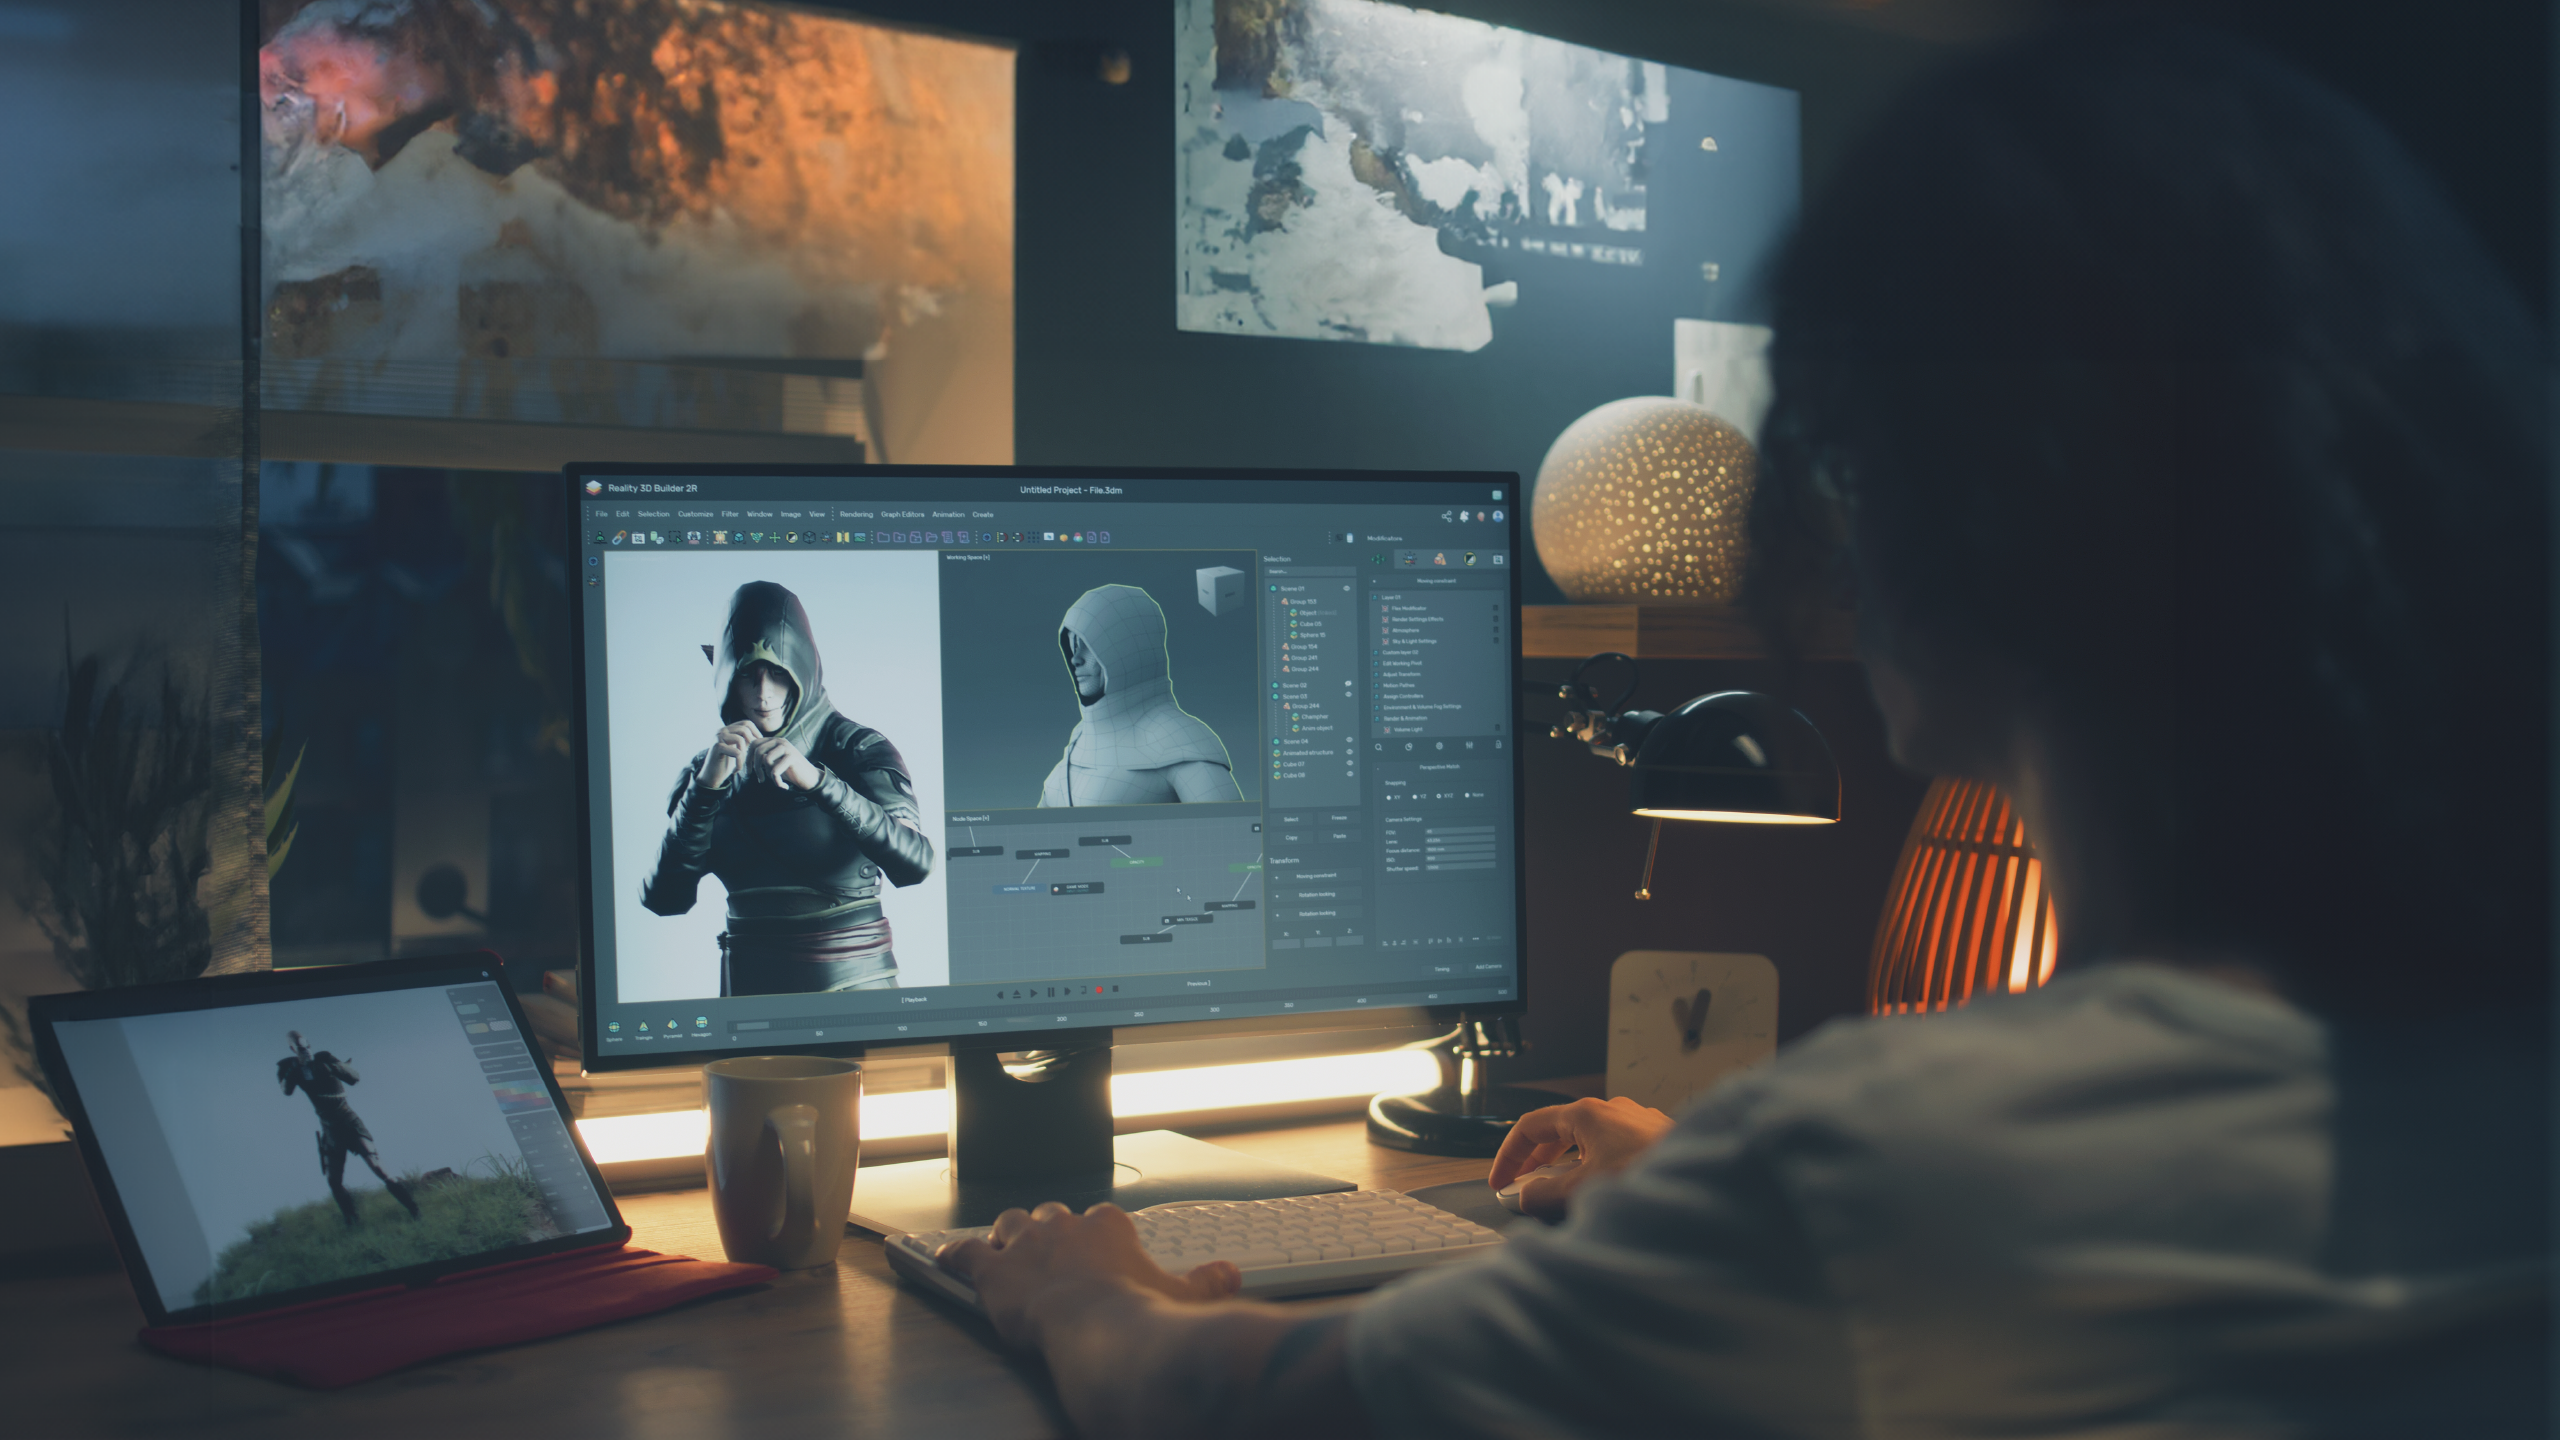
[0,395,864,470]
[0,395,240,459]
[262,409,863,471]
[1521,603,1857,661]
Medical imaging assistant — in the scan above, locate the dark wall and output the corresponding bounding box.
[793,0,2547,1077]
[808,0,1948,1073]
[873,0,2552,514]
[1003,0,1940,1071]
[841,0,1940,610]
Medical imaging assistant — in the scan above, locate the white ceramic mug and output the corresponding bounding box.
[704,1056,862,1269]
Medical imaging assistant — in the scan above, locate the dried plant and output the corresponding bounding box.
[449,476,573,756]
[4,631,304,1109]
[20,627,217,992]
[0,1007,49,1100]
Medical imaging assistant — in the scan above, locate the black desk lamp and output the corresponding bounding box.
[1367,654,1839,1155]
[1551,654,1842,898]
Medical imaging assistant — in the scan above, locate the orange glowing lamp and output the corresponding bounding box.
[1867,777,2059,1014]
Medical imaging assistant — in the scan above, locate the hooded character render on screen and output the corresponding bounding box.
[642,581,936,994]
[277,1030,419,1228]
[1040,584,1241,805]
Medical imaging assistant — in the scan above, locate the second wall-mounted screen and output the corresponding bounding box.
[1176,0,1797,355]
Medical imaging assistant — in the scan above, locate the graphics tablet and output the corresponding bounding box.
[30,954,630,1328]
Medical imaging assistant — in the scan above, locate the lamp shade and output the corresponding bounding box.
[1867,777,2059,1014]
[1627,691,1839,824]
[1531,397,1758,603]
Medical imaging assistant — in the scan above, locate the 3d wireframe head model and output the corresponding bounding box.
[1041,584,1241,805]
[642,581,937,996]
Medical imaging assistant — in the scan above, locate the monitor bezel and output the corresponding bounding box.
[28,953,632,1330]
[563,462,1530,1074]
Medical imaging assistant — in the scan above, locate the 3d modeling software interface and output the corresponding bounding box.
[575,472,1521,1055]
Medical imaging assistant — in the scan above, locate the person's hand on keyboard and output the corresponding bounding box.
[937,1201,1242,1351]
[1488,1097,1676,1219]
[929,1199,1384,1439]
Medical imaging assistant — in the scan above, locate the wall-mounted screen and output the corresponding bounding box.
[258,0,1013,464]
[1177,0,1797,357]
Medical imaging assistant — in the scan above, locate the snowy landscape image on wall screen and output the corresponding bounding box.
[1176,0,1795,352]
[258,0,1012,456]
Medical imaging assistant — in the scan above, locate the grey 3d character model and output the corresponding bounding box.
[276,1030,419,1228]
[1040,584,1241,805]
[643,581,935,995]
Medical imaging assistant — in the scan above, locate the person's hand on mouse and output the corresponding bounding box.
[1489,1096,1676,1219]
[937,1202,1242,1352]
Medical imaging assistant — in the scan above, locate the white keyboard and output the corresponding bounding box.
[884,1189,1504,1305]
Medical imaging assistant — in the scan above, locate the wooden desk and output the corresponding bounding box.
[10,1119,1495,1439]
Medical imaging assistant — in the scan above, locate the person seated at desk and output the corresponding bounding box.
[942,22,2549,1438]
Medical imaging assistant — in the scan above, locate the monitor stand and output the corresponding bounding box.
[843,1038,1355,1235]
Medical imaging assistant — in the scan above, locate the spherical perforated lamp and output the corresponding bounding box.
[1532,397,1757,603]
[1868,777,2060,1014]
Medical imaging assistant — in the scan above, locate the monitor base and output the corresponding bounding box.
[844,1129,1356,1235]
[1365,1084,1559,1157]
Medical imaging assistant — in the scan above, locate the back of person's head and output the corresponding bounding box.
[1749,19,2547,1021]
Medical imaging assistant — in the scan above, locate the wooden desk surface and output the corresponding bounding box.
[11,1120,1495,1439]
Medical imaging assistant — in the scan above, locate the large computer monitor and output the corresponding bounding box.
[566,464,1524,1225]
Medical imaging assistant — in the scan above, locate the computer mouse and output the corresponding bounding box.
[1494,1158,1583,1214]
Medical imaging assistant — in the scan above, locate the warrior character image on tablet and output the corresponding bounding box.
[1040,585,1240,805]
[642,581,936,994]
[277,1030,419,1228]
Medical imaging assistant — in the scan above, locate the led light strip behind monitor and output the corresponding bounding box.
[568,465,1525,1070]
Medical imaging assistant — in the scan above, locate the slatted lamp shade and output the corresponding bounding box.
[1868,777,2059,1014]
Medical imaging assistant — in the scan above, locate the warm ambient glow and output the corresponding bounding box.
[1868,776,2060,1014]
[575,1049,1443,1165]
[1633,808,1835,824]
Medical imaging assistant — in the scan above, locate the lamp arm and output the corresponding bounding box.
[1563,651,1642,713]
[1635,816,1663,901]
[1552,707,1664,766]
[1546,652,1663,763]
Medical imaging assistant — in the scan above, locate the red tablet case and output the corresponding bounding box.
[139,1244,776,1388]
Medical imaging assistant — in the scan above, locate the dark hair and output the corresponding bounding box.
[1748,22,2547,1019]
